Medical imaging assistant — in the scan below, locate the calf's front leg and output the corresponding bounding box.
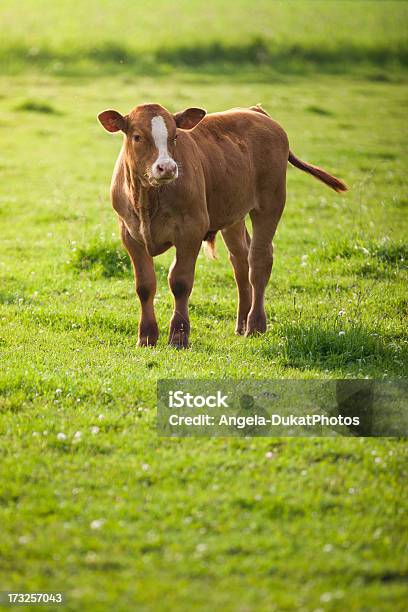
[168,241,201,349]
[120,223,158,347]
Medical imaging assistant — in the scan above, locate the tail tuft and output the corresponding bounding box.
[288,151,348,193]
[203,231,217,259]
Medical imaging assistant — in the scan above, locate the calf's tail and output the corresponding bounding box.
[288,151,348,193]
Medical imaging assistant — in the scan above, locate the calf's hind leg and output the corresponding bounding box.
[246,188,286,336]
[221,220,251,335]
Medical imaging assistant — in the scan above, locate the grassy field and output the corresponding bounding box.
[0,1,407,610]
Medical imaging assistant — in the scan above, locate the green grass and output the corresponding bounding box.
[0,1,408,610]
[0,0,407,77]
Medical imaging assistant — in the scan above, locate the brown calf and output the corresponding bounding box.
[98,103,347,348]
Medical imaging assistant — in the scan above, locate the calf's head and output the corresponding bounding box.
[98,103,206,187]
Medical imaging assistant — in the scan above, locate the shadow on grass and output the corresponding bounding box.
[261,321,406,373]
[306,105,334,117]
[1,38,407,78]
[156,39,408,69]
[15,99,61,114]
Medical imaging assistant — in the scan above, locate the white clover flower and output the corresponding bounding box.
[90,519,105,530]
[196,543,207,553]
[320,593,333,603]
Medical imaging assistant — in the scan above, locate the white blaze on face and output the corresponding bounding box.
[151,115,178,180]
[151,115,169,159]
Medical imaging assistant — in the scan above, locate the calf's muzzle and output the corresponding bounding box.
[152,159,178,182]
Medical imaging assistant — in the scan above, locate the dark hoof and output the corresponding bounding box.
[245,315,267,336]
[137,336,158,347]
[235,311,250,335]
[169,330,189,349]
[137,322,158,347]
[245,327,267,337]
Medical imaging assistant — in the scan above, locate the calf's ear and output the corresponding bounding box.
[98,110,127,133]
[174,107,206,130]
